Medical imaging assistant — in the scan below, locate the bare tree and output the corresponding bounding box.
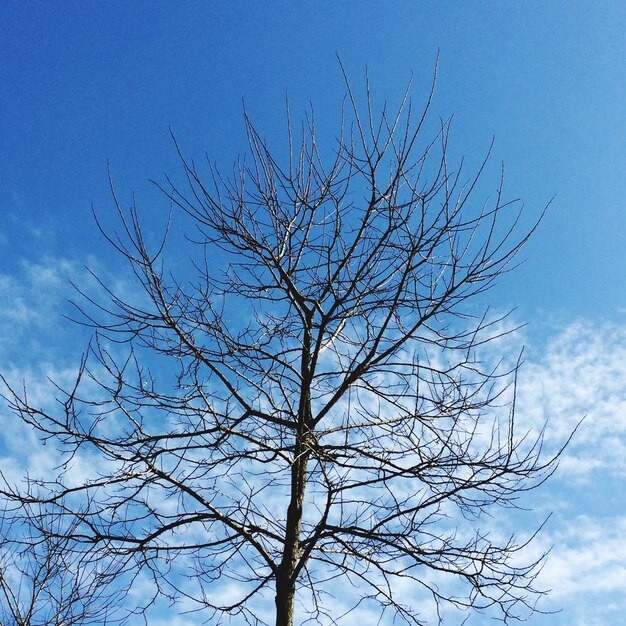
[1,72,565,626]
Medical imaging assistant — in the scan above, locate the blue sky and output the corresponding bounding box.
[1,2,626,625]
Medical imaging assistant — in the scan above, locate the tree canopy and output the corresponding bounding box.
[1,72,566,626]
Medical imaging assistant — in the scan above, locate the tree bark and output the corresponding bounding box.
[274,423,311,626]
[275,318,313,626]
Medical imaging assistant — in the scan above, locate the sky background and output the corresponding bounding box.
[1,2,625,625]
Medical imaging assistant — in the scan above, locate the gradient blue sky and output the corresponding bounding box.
[1,3,626,625]
[3,1,626,320]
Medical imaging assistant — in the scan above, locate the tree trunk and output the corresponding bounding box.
[275,319,313,626]
[274,437,309,626]
[275,570,297,626]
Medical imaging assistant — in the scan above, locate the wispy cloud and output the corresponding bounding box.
[518,319,626,478]
[511,319,626,623]
[0,257,79,363]
[529,513,626,625]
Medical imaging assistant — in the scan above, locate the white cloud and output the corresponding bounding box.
[530,514,626,625]
[0,256,83,368]
[542,515,626,598]
[503,319,626,624]
[517,319,626,479]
